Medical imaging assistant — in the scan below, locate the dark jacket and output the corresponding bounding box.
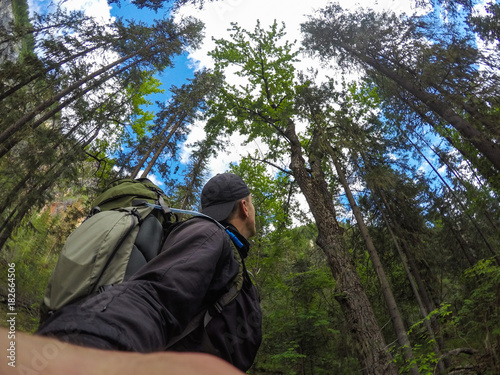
[37,217,262,371]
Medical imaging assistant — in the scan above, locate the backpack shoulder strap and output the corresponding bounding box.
[164,228,246,350]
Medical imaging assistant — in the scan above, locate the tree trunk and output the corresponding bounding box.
[404,135,498,262]
[325,142,419,375]
[0,129,94,250]
[0,173,32,216]
[0,41,111,102]
[429,82,500,140]
[284,120,398,374]
[0,58,143,159]
[346,45,500,173]
[375,197,447,373]
[0,159,71,250]
[396,92,499,189]
[0,48,141,143]
[179,148,208,210]
[130,117,174,178]
[139,115,186,178]
[437,207,478,267]
[374,188,438,316]
[0,117,97,218]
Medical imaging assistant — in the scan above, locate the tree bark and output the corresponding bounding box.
[0,48,142,145]
[404,135,498,262]
[437,207,478,267]
[179,144,209,210]
[0,127,95,250]
[429,83,500,140]
[130,116,175,178]
[284,120,398,374]
[395,91,499,189]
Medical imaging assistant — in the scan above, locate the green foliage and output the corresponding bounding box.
[127,71,165,139]
[302,1,500,192]
[393,344,439,375]
[457,259,500,353]
[0,7,205,247]
[229,157,360,373]
[208,20,302,148]
[2,3,500,374]
[346,81,380,118]
[391,304,451,374]
[388,259,500,374]
[468,1,500,43]
[0,204,85,332]
[229,156,297,235]
[270,341,307,374]
[245,215,360,374]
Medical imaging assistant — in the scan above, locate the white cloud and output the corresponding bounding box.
[29,0,114,23]
[140,170,165,186]
[175,0,427,224]
[61,0,114,23]
[176,0,422,73]
[29,0,427,215]
[181,119,271,175]
[30,0,422,181]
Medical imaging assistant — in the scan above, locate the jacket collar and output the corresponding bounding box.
[222,223,250,259]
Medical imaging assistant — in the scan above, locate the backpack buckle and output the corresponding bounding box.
[209,301,224,317]
[97,285,112,294]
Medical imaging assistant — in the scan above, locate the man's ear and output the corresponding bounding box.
[239,199,249,218]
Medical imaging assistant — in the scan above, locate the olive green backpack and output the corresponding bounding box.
[41,178,175,321]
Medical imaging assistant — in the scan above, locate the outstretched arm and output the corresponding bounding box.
[1,327,243,375]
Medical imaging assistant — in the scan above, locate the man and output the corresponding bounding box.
[37,173,262,371]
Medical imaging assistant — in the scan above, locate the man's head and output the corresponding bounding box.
[201,173,256,238]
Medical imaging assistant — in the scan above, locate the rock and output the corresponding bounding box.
[0,0,21,63]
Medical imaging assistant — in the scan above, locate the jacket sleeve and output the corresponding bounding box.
[129,218,239,330]
[37,218,239,353]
